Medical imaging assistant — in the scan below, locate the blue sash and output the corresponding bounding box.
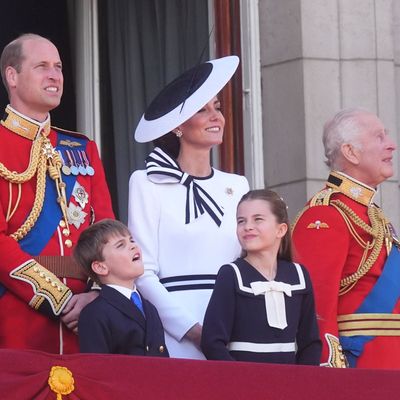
[340,246,400,367]
[0,131,87,297]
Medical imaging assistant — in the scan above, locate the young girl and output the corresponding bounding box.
[201,189,321,365]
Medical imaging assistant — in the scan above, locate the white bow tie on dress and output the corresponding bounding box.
[250,281,292,330]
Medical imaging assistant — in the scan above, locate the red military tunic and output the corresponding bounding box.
[0,105,114,354]
[292,170,400,369]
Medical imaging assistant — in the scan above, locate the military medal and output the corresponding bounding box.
[66,150,79,175]
[77,151,87,175]
[86,165,95,176]
[62,164,71,176]
[67,202,88,229]
[42,142,57,158]
[79,165,87,175]
[58,150,71,175]
[72,182,89,209]
[81,150,95,176]
[70,150,82,175]
[70,166,79,176]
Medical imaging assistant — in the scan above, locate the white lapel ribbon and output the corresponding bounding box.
[145,147,224,226]
[250,281,292,330]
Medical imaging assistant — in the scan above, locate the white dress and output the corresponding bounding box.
[128,167,249,359]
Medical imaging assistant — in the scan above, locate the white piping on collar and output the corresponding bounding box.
[228,262,305,294]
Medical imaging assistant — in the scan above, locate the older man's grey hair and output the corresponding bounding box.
[322,107,373,171]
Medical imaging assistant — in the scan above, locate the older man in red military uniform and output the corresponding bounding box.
[292,108,400,369]
[0,34,114,354]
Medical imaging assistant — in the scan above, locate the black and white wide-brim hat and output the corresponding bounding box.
[134,55,239,143]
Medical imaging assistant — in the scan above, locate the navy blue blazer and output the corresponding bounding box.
[79,285,169,357]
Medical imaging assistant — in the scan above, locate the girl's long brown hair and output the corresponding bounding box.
[238,189,293,262]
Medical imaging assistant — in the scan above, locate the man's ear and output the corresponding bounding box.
[341,143,360,165]
[91,261,108,277]
[5,66,18,89]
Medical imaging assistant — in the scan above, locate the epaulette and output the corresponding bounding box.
[52,126,90,141]
[291,187,338,231]
[309,187,338,207]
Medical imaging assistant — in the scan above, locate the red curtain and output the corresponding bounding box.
[0,349,399,399]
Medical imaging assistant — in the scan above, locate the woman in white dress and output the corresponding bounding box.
[128,56,249,359]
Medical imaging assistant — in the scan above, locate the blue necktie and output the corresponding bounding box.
[130,291,145,316]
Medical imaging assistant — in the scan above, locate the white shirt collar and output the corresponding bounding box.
[107,284,139,300]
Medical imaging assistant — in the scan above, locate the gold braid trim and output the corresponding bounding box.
[291,188,338,232]
[10,146,47,241]
[11,259,71,315]
[331,200,385,295]
[0,135,44,183]
[6,181,22,222]
[320,333,348,368]
[8,134,70,241]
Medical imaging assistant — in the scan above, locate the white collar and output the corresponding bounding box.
[107,283,138,300]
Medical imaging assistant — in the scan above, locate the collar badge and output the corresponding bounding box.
[349,186,362,199]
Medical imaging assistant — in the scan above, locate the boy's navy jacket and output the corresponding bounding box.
[79,285,169,357]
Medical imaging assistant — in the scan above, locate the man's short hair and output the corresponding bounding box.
[322,107,372,170]
[0,33,48,93]
[74,219,130,283]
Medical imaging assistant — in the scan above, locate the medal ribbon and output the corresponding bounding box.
[19,132,87,255]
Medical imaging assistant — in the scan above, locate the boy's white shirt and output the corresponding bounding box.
[107,283,141,301]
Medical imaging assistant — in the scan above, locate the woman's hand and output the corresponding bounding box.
[184,323,203,348]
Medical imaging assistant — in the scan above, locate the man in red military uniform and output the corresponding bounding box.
[0,34,114,354]
[292,108,400,368]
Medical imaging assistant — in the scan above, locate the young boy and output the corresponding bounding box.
[74,219,169,357]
